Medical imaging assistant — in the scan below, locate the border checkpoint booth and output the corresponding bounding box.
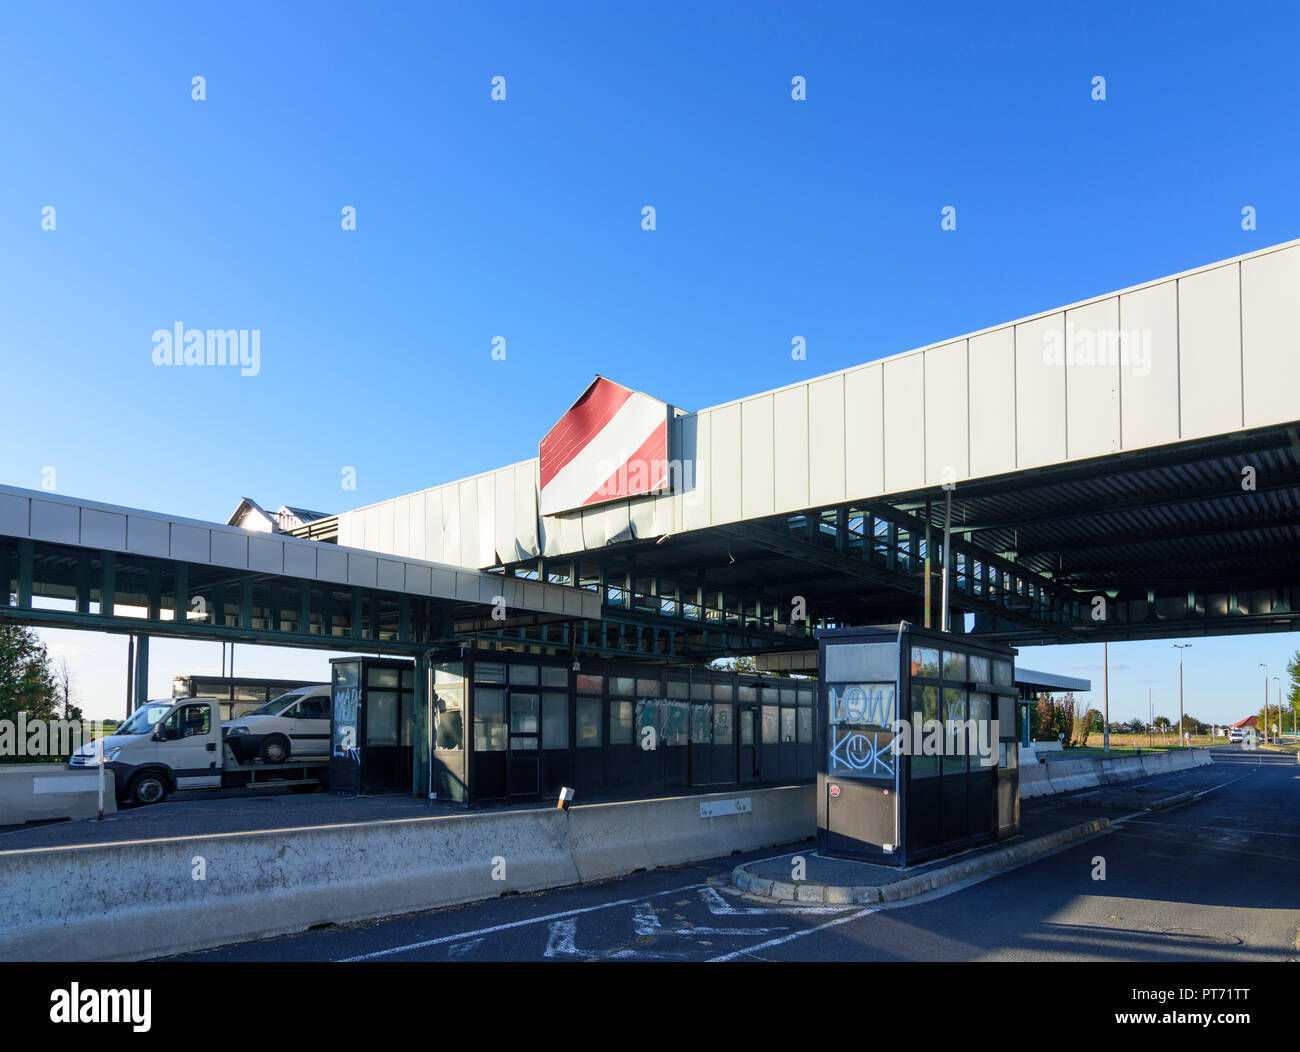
[816,624,1021,866]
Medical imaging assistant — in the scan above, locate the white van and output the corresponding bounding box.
[221,684,331,764]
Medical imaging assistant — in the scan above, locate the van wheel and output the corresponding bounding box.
[259,736,290,764]
[130,772,169,806]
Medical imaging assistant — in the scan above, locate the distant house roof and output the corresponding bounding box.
[228,499,333,533]
[1230,715,1260,729]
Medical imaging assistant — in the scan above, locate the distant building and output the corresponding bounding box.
[227,498,333,536]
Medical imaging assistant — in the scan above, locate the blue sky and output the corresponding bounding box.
[3,1,1299,723]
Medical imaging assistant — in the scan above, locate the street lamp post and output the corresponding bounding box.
[1171,644,1191,747]
[1273,676,1281,741]
[1257,663,1269,745]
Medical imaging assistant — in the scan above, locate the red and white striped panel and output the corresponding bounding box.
[539,377,671,516]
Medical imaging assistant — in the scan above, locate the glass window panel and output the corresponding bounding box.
[691,680,712,700]
[435,663,464,685]
[510,736,537,751]
[910,684,939,778]
[910,647,940,678]
[663,701,689,746]
[797,707,813,743]
[968,655,990,683]
[474,688,506,751]
[401,669,414,690]
[476,662,507,684]
[666,677,689,699]
[713,703,734,745]
[576,697,602,747]
[367,691,400,746]
[993,660,1014,686]
[780,707,797,743]
[510,693,540,734]
[713,682,734,701]
[738,683,757,703]
[740,710,755,745]
[401,692,414,747]
[761,705,780,744]
[509,664,539,686]
[576,673,604,695]
[541,666,569,688]
[943,688,968,771]
[797,686,814,706]
[761,687,780,704]
[333,662,359,689]
[637,677,660,698]
[435,708,463,751]
[610,700,634,744]
[942,651,967,681]
[369,667,400,689]
[542,694,568,749]
[780,688,795,705]
[610,676,635,697]
[691,703,712,743]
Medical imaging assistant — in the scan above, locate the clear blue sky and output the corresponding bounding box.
[3,2,1298,723]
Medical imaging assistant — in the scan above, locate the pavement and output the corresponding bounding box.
[170,744,1296,962]
[731,767,1198,904]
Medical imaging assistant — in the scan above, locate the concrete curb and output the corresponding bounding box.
[731,817,1111,905]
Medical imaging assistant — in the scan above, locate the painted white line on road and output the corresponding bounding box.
[707,907,878,962]
[634,902,661,935]
[335,881,706,961]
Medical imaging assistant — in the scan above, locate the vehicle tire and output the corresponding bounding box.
[259,736,290,764]
[129,772,169,806]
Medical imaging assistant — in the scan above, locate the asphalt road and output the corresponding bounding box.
[178,746,1299,962]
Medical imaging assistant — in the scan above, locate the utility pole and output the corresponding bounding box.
[1171,644,1191,747]
[1103,641,1109,753]
[1273,677,1281,741]
[1257,663,1269,744]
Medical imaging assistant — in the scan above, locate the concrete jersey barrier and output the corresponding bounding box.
[0,784,815,962]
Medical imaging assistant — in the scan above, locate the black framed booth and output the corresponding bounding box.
[426,649,816,807]
[329,656,417,796]
[816,625,1021,866]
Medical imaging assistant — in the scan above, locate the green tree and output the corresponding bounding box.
[0,624,60,725]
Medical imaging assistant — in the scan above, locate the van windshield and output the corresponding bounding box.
[247,691,307,717]
[118,703,175,735]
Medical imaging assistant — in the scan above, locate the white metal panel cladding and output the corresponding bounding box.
[329,240,1300,567]
[741,393,776,520]
[844,364,884,498]
[809,374,847,507]
[968,327,1016,479]
[710,401,743,525]
[1015,313,1067,469]
[392,494,410,559]
[923,340,968,486]
[1064,297,1120,461]
[1241,244,1300,428]
[0,484,591,617]
[1178,263,1242,440]
[882,354,924,492]
[682,412,711,531]
[1119,281,1180,451]
[476,474,495,568]
[773,385,809,512]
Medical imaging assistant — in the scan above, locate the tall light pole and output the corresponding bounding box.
[1257,663,1269,745]
[1103,641,1110,753]
[1273,676,1281,741]
[1170,644,1191,746]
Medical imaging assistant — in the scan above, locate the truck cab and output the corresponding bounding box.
[69,696,223,805]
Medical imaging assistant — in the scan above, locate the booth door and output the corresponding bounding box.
[507,693,541,798]
[361,683,414,794]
